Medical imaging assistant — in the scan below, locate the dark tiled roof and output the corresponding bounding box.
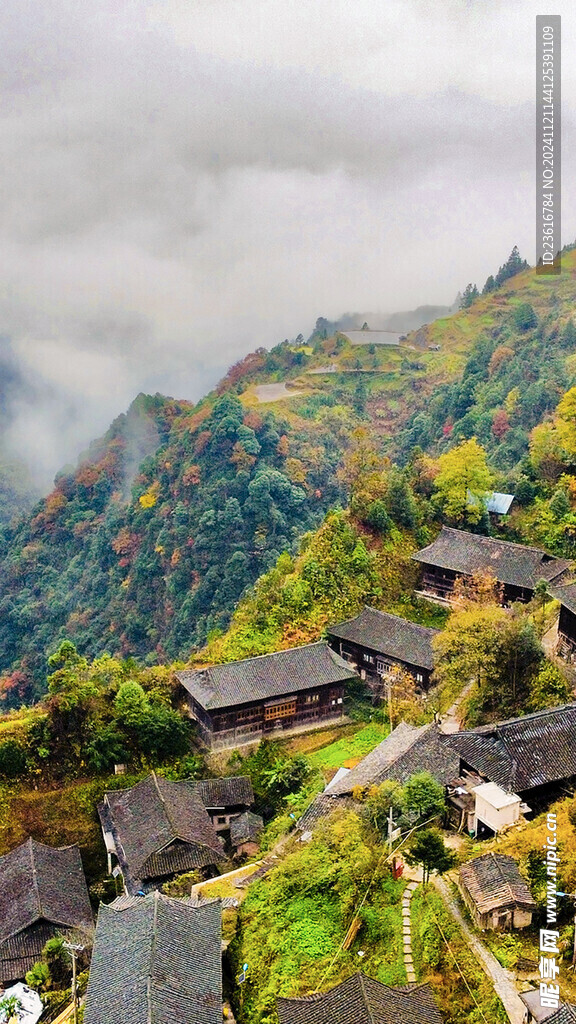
[329,722,460,795]
[327,607,438,671]
[277,974,443,1024]
[552,581,576,616]
[102,774,225,886]
[519,991,576,1022]
[195,776,254,808]
[0,923,89,984]
[413,527,570,589]
[448,704,576,793]
[84,891,222,1024]
[544,1007,576,1023]
[0,838,93,982]
[176,642,356,711]
[296,793,343,832]
[230,811,264,845]
[459,853,535,914]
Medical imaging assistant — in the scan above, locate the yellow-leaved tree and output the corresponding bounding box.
[433,437,494,525]
[555,386,576,458]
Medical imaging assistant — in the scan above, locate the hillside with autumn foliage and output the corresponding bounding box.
[2,245,576,705]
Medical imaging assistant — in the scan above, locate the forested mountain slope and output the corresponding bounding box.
[0,390,347,702]
[395,247,576,467]
[1,246,576,705]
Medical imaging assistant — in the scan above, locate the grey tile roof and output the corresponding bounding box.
[176,642,356,711]
[0,923,90,984]
[327,607,438,671]
[413,527,570,589]
[277,974,443,1024]
[551,581,576,616]
[84,891,222,1024]
[459,853,536,915]
[329,722,460,795]
[195,776,254,808]
[519,991,576,1022]
[229,811,264,845]
[448,703,576,793]
[102,773,225,886]
[0,838,93,982]
[543,1006,576,1023]
[295,792,343,832]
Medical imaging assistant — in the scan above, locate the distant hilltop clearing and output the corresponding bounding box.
[339,329,402,346]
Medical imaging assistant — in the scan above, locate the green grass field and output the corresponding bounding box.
[308,722,389,770]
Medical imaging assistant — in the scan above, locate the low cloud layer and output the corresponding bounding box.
[1,0,574,486]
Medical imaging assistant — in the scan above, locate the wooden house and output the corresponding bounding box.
[98,772,228,893]
[230,810,264,857]
[297,722,460,835]
[448,704,576,804]
[0,839,93,984]
[327,606,438,692]
[459,853,536,931]
[194,776,254,834]
[277,973,443,1023]
[412,526,569,604]
[84,891,222,1024]
[176,643,357,750]
[552,582,576,661]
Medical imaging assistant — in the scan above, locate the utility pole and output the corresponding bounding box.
[63,941,85,1024]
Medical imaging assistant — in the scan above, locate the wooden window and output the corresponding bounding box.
[237,707,260,722]
[363,652,375,664]
[264,700,296,721]
[304,693,319,704]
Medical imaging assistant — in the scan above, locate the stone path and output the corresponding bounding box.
[542,618,559,658]
[401,879,419,982]
[432,876,526,1024]
[439,679,476,734]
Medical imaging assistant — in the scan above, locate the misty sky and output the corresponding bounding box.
[1,0,574,486]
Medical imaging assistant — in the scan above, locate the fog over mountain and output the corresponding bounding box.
[1,0,575,487]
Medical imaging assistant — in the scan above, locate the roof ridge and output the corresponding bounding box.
[363,605,437,629]
[207,640,327,669]
[491,851,515,903]
[148,890,160,1024]
[467,702,576,736]
[357,972,377,1024]
[28,836,42,919]
[151,772,180,839]
[439,525,556,558]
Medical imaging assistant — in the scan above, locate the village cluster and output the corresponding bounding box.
[3,526,576,1023]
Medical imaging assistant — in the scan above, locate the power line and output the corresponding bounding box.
[313,814,438,993]
[421,891,493,1024]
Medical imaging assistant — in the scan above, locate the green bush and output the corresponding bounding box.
[0,739,27,778]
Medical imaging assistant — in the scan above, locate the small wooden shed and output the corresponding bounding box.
[459,852,535,931]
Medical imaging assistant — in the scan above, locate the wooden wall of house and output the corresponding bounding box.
[420,563,532,605]
[558,604,576,652]
[328,636,431,690]
[188,682,347,750]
